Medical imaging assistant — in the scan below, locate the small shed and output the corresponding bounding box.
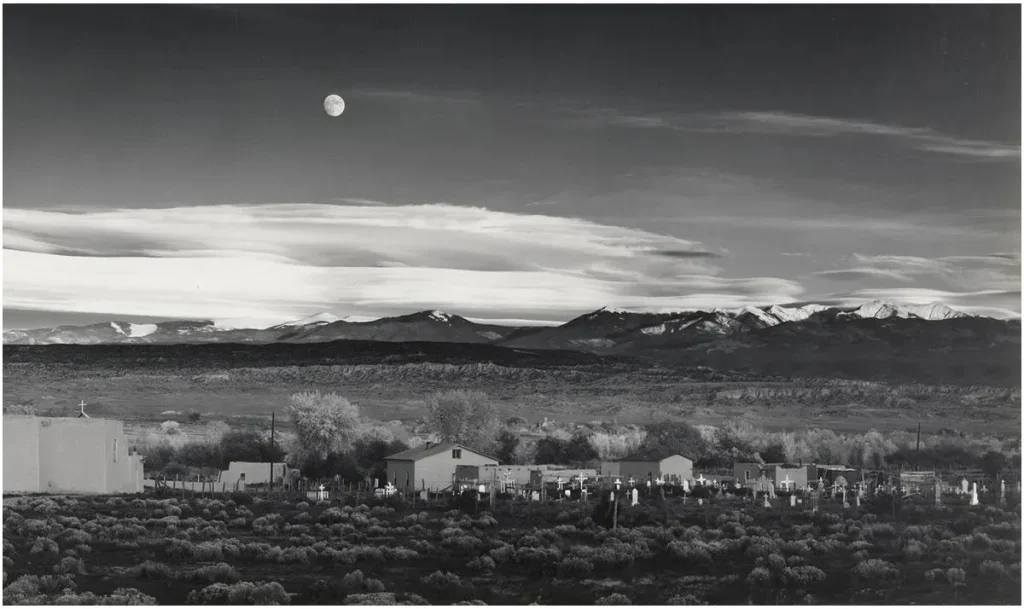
[222,462,288,487]
[616,453,693,483]
[385,442,499,491]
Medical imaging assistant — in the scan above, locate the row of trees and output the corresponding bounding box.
[140,388,1018,480]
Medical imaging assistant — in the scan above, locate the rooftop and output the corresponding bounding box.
[619,451,693,462]
[385,441,500,463]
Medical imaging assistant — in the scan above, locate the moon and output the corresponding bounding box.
[324,94,345,117]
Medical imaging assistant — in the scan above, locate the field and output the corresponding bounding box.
[3,490,1021,605]
[3,342,1020,437]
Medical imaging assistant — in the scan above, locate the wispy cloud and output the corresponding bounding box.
[3,203,803,325]
[651,249,723,260]
[572,107,1020,161]
[813,268,913,282]
[349,87,481,106]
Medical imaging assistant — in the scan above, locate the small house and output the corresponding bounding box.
[615,453,693,484]
[385,442,499,491]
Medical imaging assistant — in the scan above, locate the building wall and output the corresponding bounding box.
[3,416,40,492]
[600,462,621,477]
[386,459,417,490]
[617,461,661,482]
[659,455,694,482]
[222,462,288,486]
[413,446,499,491]
[771,465,809,490]
[734,463,764,487]
[3,416,143,495]
[38,419,111,494]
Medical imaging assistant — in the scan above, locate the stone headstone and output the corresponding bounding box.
[970,482,979,506]
[631,488,639,506]
[855,494,860,508]
[790,495,796,508]
[961,478,969,494]
[530,491,540,501]
[797,498,803,505]
[697,498,703,506]
[564,489,571,499]
[763,496,771,509]
[420,490,428,500]
[682,479,689,492]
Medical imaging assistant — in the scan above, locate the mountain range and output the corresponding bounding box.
[0,301,985,348]
[4,301,1019,386]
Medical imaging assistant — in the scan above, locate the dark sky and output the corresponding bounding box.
[3,5,1021,328]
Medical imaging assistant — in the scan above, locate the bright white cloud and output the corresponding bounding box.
[3,203,805,324]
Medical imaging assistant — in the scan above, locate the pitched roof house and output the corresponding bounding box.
[385,442,500,491]
[614,452,694,483]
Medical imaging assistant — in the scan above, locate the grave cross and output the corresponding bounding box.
[781,474,793,491]
[696,474,707,485]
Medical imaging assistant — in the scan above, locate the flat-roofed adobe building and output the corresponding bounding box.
[615,452,694,484]
[385,442,499,491]
[3,415,144,494]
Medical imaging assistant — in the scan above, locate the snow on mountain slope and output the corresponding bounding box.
[901,303,969,321]
[838,301,969,321]
[272,312,345,329]
[766,304,828,323]
[128,323,158,338]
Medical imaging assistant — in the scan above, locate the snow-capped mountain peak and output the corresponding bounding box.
[428,310,451,323]
[109,322,158,338]
[901,302,969,321]
[766,304,828,323]
[839,301,969,321]
[275,312,345,328]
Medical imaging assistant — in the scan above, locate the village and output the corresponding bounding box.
[4,410,1019,515]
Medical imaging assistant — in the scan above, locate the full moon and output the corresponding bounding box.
[324,94,345,117]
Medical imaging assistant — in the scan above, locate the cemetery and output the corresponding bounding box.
[2,470,1021,605]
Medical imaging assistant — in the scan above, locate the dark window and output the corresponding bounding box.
[452,449,462,459]
[744,470,750,481]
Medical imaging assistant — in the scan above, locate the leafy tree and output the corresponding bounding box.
[495,430,520,465]
[760,443,787,464]
[353,438,409,484]
[287,391,362,459]
[636,421,708,461]
[425,390,499,452]
[980,451,1008,478]
[535,434,598,466]
[219,431,285,465]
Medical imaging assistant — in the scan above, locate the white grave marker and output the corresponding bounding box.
[970,482,979,506]
[631,488,639,506]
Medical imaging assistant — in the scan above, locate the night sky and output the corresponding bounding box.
[4,5,1021,329]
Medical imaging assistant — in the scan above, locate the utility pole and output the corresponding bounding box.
[269,411,276,492]
[916,422,921,453]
